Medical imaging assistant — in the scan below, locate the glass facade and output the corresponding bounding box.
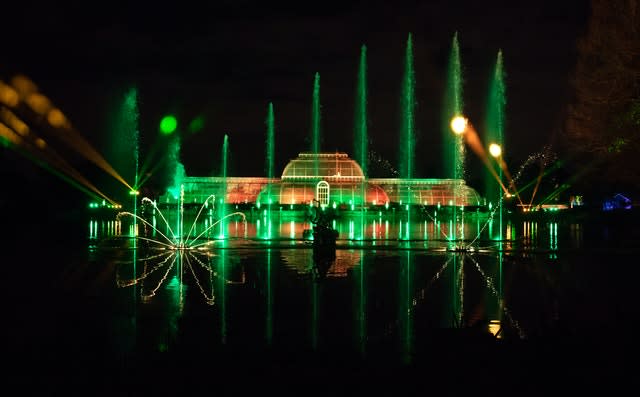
[159,153,483,207]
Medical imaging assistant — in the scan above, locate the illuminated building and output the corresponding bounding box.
[159,152,482,208]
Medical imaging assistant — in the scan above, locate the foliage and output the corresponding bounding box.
[563,0,640,193]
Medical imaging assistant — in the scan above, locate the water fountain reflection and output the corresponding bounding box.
[91,209,579,367]
[115,244,246,306]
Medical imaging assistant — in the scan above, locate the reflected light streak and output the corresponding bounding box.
[141,256,177,301]
[184,254,215,305]
[488,320,502,338]
[117,248,240,305]
[116,251,176,288]
[467,254,525,339]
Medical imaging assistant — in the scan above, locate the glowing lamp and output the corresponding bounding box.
[450,116,467,134]
[489,143,502,158]
[160,115,178,135]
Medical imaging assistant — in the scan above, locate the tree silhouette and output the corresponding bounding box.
[562,0,640,195]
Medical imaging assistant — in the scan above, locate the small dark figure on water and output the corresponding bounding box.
[306,199,339,248]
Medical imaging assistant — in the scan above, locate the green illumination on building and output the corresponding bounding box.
[160,115,178,135]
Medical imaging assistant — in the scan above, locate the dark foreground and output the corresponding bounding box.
[7,327,636,395]
[4,209,640,395]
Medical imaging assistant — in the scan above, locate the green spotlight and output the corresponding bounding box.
[188,116,205,133]
[160,115,178,135]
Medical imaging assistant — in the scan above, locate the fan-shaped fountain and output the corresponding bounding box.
[117,188,246,250]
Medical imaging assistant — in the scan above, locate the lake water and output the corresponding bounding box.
[5,207,639,394]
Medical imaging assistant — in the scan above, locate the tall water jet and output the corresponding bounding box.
[443,32,465,242]
[107,87,140,223]
[265,103,275,238]
[399,33,416,239]
[165,133,185,239]
[485,50,506,240]
[166,134,185,201]
[400,33,416,180]
[311,72,321,178]
[218,134,229,238]
[354,45,368,240]
[106,87,141,344]
[442,32,465,181]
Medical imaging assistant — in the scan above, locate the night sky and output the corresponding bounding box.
[1,0,591,202]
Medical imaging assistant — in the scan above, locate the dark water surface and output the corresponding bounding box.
[5,209,640,395]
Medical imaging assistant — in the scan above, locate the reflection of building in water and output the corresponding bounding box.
[159,152,483,207]
[281,248,361,278]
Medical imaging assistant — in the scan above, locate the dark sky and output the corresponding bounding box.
[2,0,591,197]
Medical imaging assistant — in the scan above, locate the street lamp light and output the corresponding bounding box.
[450,116,467,135]
[489,143,502,158]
